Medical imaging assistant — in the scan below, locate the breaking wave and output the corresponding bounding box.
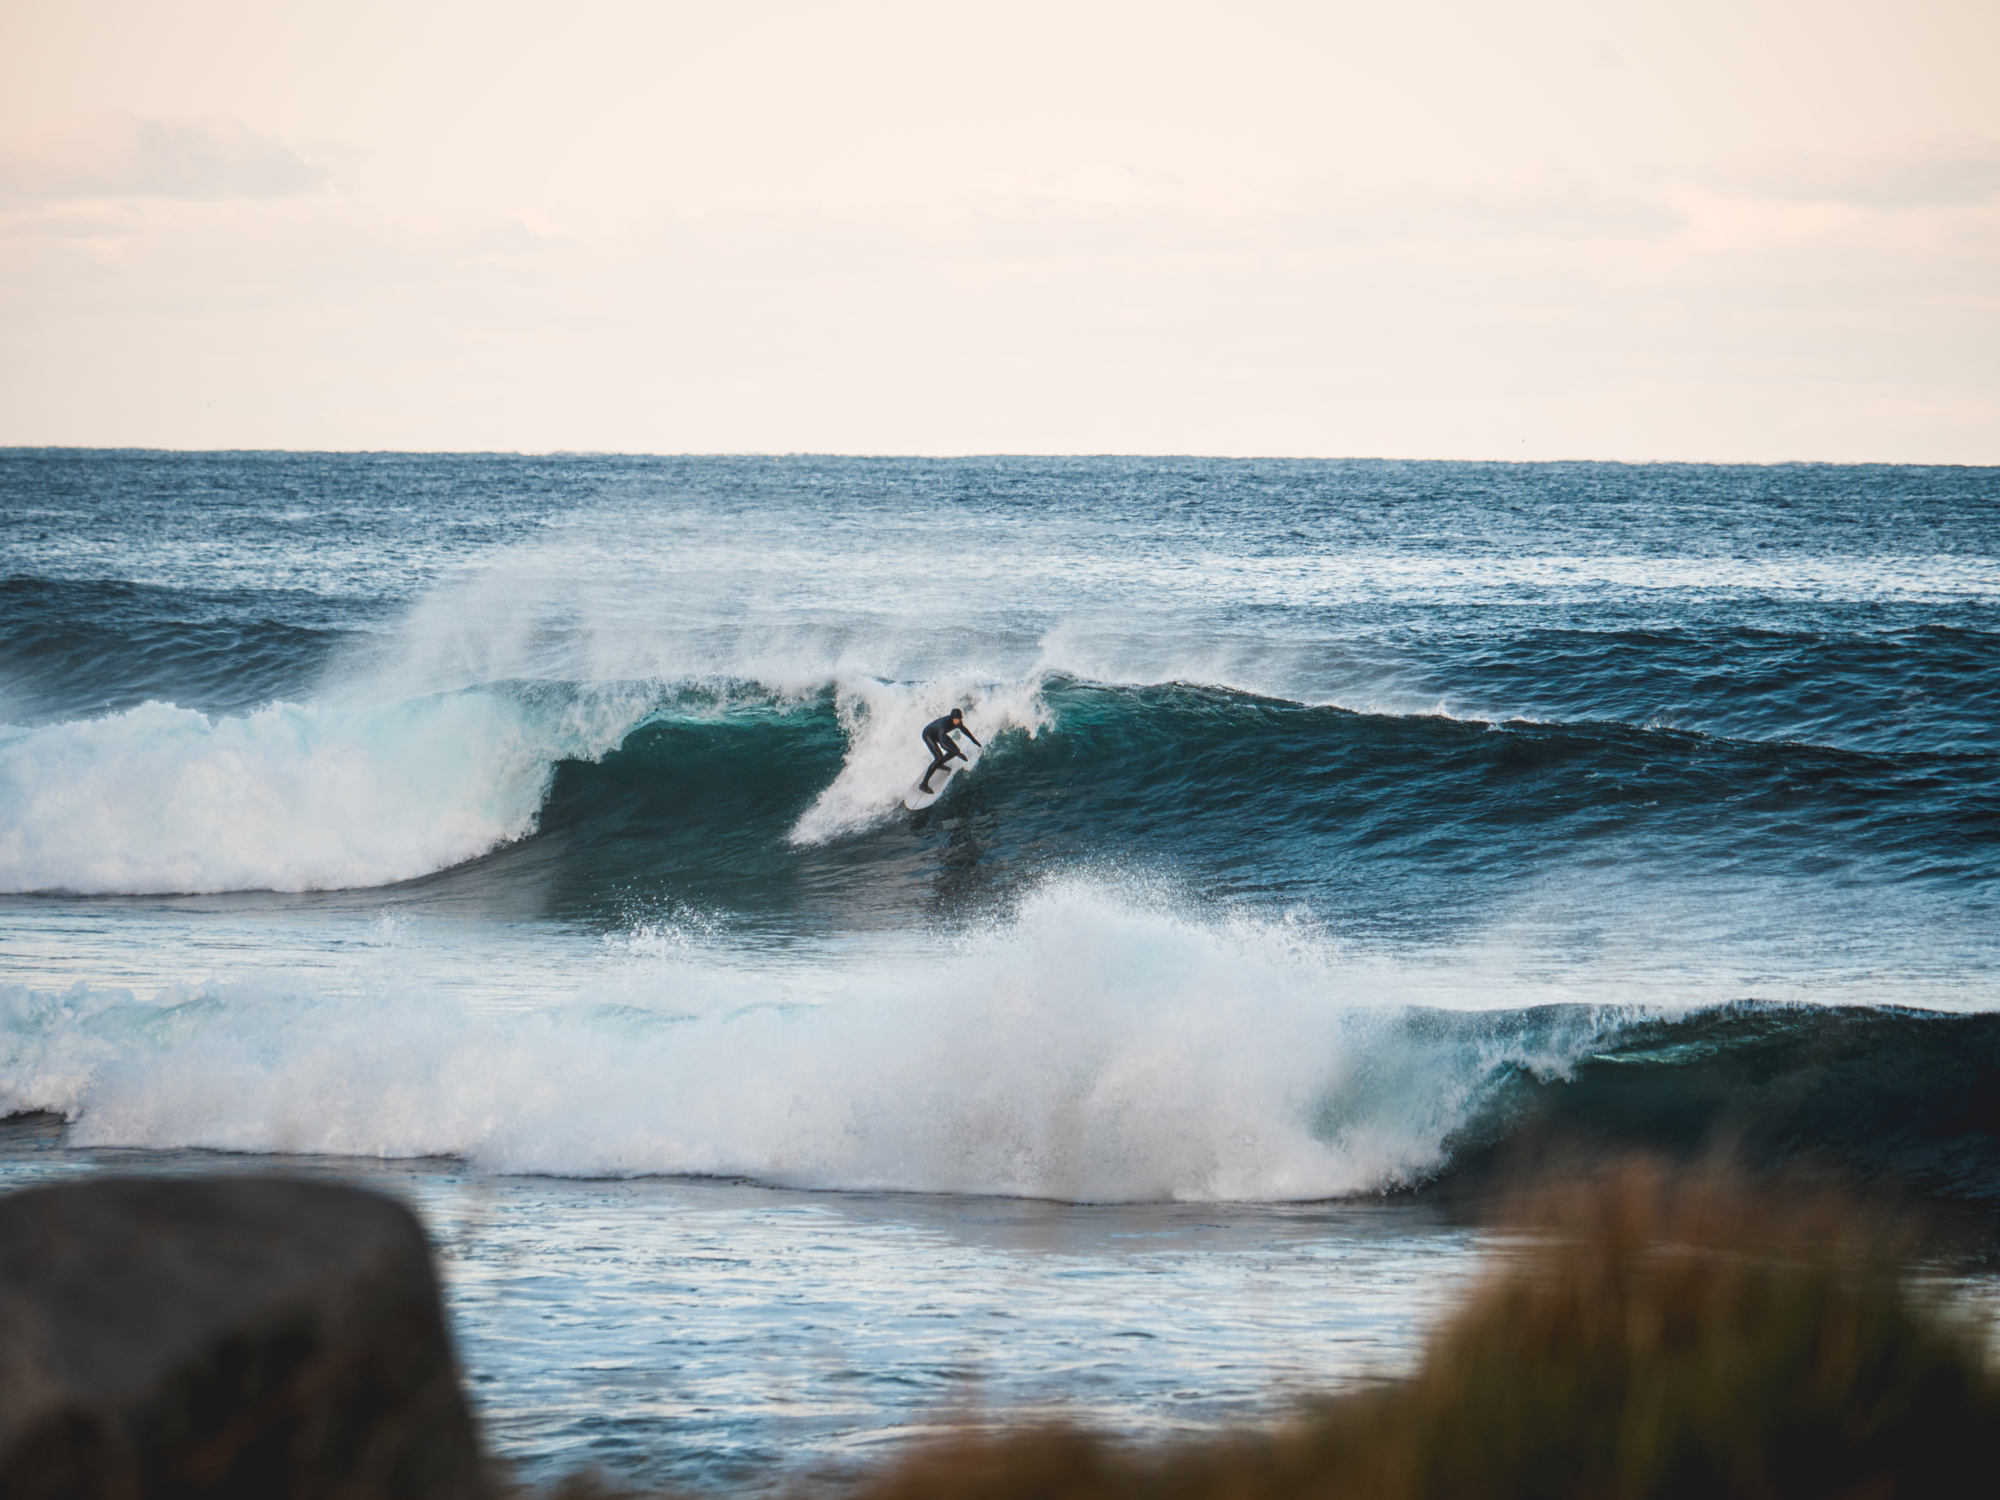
[5,666,1990,903]
[3,879,1994,1204]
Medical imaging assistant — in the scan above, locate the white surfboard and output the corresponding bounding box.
[904,745,979,810]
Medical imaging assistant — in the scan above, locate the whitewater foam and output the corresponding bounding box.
[789,677,1053,844]
[0,882,1621,1200]
[0,685,646,894]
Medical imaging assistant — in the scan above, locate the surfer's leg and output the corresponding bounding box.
[919,740,948,792]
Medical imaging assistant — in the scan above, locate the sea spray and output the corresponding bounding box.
[0,880,1614,1199]
[790,677,1053,844]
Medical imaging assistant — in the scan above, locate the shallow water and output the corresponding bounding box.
[0,1118,1481,1491]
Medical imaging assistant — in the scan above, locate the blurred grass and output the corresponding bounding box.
[556,1159,2000,1500]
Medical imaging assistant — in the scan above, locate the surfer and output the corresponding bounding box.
[918,709,981,794]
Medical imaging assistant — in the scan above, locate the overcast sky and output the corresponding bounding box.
[2,1,1995,460]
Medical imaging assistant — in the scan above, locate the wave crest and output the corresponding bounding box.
[0,686,642,894]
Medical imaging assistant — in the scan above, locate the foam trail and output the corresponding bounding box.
[0,882,1616,1200]
[0,686,644,894]
[789,677,1053,844]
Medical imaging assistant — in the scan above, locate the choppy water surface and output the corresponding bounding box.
[2,452,1997,1485]
[0,1119,1481,1491]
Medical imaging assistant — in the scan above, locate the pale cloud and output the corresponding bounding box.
[1286,180,1685,247]
[881,170,1683,262]
[0,110,331,206]
[1718,135,2000,209]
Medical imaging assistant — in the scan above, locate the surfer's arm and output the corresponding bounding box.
[962,727,982,748]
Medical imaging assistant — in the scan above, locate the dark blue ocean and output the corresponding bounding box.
[3,452,1997,1489]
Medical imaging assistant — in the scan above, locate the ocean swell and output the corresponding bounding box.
[4,669,1992,902]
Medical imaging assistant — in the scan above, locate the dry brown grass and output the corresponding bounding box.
[1333,1159,1997,1498]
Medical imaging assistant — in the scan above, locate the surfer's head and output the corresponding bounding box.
[950,708,964,723]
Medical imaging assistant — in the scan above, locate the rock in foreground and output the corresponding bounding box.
[0,1174,486,1500]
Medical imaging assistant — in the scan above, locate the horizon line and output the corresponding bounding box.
[3,446,1993,470]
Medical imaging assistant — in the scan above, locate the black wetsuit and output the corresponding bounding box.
[919,714,981,791]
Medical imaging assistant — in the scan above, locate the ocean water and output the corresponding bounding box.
[2,451,1997,1488]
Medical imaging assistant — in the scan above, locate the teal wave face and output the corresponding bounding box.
[1437,1003,2000,1210]
[401,678,2000,952]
